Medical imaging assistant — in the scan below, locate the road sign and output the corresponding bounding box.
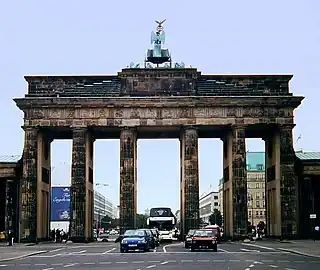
[310,214,316,219]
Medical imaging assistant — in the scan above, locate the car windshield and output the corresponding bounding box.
[193,230,213,237]
[187,230,195,235]
[123,230,145,237]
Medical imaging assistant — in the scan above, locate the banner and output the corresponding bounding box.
[51,187,71,221]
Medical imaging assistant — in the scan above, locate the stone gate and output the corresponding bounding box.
[14,67,304,242]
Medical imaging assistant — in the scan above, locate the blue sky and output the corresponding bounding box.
[1,0,319,213]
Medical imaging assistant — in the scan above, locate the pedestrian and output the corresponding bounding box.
[7,230,13,246]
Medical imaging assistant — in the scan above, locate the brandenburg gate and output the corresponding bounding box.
[14,21,304,242]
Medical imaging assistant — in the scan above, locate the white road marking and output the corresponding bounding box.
[242,243,275,250]
[132,261,145,263]
[102,247,116,254]
[99,262,111,264]
[241,248,251,251]
[146,265,157,269]
[284,268,296,270]
[49,248,65,252]
[162,242,182,252]
[218,248,229,253]
[0,266,7,267]
[42,268,54,270]
[181,260,193,262]
[51,263,63,266]
[116,261,128,264]
[160,261,169,265]
[64,263,78,267]
[83,262,95,265]
[149,261,160,263]
[197,260,210,262]
[269,265,278,268]
[71,250,87,254]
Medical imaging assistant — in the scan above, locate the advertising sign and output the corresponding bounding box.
[51,187,71,221]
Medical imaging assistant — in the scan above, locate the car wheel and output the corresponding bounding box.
[120,248,125,253]
[184,243,188,248]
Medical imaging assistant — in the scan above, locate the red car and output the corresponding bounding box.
[205,225,222,243]
[190,229,218,252]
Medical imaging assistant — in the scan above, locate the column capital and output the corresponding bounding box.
[71,125,87,131]
[22,125,39,132]
[278,124,295,131]
[231,124,248,130]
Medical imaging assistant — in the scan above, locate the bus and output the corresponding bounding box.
[147,207,177,242]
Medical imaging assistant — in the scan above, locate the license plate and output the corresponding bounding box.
[129,244,137,247]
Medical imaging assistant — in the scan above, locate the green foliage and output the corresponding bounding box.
[209,209,222,226]
[136,214,148,228]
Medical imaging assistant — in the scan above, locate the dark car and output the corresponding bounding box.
[150,229,160,246]
[184,229,195,248]
[190,229,218,252]
[140,229,156,249]
[120,229,151,252]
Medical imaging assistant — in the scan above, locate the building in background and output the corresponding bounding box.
[199,190,220,224]
[94,190,114,228]
[50,186,115,232]
[246,151,266,226]
[218,178,224,218]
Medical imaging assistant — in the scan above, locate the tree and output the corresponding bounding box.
[209,209,222,226]
[136,214,148,228]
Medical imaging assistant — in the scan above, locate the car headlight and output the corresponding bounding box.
[138,239,146,243]
[121,240,127,244]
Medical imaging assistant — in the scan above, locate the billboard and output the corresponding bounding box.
[51,186,71,221]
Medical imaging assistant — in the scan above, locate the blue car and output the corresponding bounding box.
[120,229,151,252]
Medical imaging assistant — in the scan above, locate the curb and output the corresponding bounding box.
[277,248,320,259]
[0,250,48,262]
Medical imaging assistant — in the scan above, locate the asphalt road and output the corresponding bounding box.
[0,241,319,270]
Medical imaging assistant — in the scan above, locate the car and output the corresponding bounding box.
[159,230,173,242]
[184,229,195,248]
[190,229,218,252]
[97,233,109,242]
[120,229,151,253]
[140,229,157,249]
[205,225,222,243]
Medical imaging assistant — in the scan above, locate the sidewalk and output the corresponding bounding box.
[243,239,320,258]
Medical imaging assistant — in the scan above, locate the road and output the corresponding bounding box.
[0,241,319,270]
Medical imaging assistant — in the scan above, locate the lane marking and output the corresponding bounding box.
[42,268,54,270]
[99,262,111,264]
[64,263,78,267]
[49,248,65,253]
[102,247,116,254]
[132,261,145,263]
[218,248,230,253]
[160,261,169,265]
[242,243,275,250]
[146,265,156,269]
[162,242,182,252]
[269,265,278,268]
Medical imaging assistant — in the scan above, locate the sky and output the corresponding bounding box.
[1,0,319,213]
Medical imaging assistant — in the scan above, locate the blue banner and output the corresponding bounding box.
[51,187,71,221]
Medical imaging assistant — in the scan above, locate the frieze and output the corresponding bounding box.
[26,106,293,121]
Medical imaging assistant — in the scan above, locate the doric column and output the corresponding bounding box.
[279,126,298,237]
[70,127,94,242]
[119,128,137,234]
[181,127,199,235]
[264,125,297,238]
[20,127,38,242]
[222,126,247,239]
